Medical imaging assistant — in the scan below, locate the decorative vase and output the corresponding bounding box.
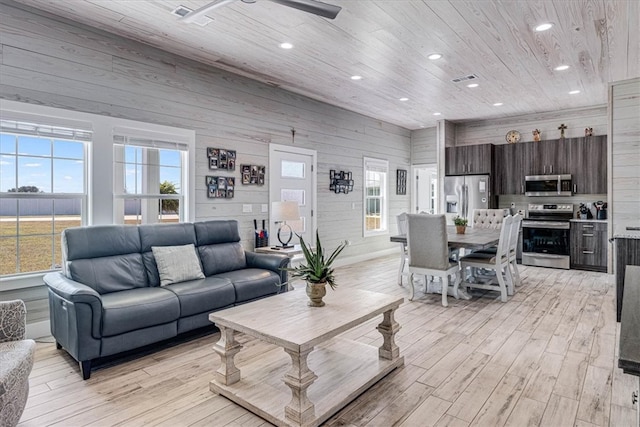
[306,282,327,307]
[456,225,466,234]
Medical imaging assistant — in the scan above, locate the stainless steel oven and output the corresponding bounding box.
[525,174,572,197]
[522,204,573,269]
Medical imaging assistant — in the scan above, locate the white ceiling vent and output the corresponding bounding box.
[171,5,213,26]
[451,74,479,83]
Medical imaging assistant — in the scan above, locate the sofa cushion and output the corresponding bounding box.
[63,225,141,261]
[163,277,235,317]
[199,243,246,276]
[101,288,180,336]
[68,253,148,294]
[194,220,241,245]
[152,244,205,286]
[213,268,281,301]
[139,223,198,287]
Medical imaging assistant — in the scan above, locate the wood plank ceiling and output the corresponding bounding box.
[9,0,639,129]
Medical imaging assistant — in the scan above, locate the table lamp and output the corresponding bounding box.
[271,201,300,249]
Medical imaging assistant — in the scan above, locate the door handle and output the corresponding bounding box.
[583,234,594,237]
[582,250,594,254]
[550,165,553,174]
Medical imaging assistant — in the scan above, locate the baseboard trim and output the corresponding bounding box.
[27,320,51,340]
[334,247,398,268]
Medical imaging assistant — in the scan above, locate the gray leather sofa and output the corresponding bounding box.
[43,220,288,380]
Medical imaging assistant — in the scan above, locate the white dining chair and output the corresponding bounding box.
[475,213,522,288]
[472,209,505,229]
[406,214,460,307]
[459,215,514,302]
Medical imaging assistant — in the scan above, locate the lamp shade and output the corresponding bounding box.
[271,201,300,222]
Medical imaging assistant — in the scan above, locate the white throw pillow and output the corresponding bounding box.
[152,244,205,286]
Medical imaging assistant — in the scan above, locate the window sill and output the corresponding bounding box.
[0,271,54,292]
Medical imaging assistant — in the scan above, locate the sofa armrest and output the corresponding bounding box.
[0,300,27,343]
[245,251,289,286]
[44,272,103,343]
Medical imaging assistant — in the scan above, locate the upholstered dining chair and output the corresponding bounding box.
[475,213,522,288]
[459,215,514,302]
[0,300,36,427]
[396,212,409,286]
[472,209,505,229]
[406,214,460,307]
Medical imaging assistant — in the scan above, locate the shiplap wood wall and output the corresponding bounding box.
[410,126,436,164]
[609,78,640,237]
[0,0,411,258]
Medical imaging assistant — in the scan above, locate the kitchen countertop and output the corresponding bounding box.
[570,219,607,223]
[612,233,640,240]
[619,265,640,377]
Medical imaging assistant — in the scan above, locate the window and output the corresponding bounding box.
[0,120,89,275]
[113,134,187,224]
[363,157,388,236]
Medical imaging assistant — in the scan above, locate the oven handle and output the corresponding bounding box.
[523,253,569,260]
[522,221,570,229]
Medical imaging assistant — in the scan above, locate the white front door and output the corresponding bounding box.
[269,144,316,247]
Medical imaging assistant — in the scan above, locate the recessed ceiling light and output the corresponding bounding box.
[279,42,294,49]
[420,125,425,128]
[399,97,409,101]
[569,90,581,95]
[535,23,553,32]
[554,65,570,71]
[467,83,479,88]
[428,53,443,60]
[350,75,362,80]
[493,102,503,106]
[433,112,442,116]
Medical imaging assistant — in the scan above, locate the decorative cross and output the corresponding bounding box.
[558,123,567,138]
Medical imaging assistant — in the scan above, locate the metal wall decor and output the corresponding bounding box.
[240,164,266,185]
[206,176,235,198]
[396,169,407,195]
[207,147,236,170]
[329,170,354,194]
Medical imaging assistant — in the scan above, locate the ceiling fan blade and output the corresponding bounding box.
[267,0,341,19]
[181,0,238,23]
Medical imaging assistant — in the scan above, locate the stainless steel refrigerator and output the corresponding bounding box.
[444,175,490,225]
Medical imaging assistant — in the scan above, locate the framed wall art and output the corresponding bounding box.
[330,170,354,194]
[396,169,407,195]
[206,175,235,198]
[207,147,236,171]
[240,164,265,185]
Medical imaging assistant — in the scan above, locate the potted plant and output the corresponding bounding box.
[453,216,468,234]
[285,230,347,307]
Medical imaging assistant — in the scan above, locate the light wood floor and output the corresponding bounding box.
[20,255,638,427]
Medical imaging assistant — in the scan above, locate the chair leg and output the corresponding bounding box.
[451,272,460,299]
[80,360,91,380]
[408,273,415,301]
[441,276,449,307]
[496,269,508,302]
[510,258,521,287]
[398,254,406,286]
[504,265,515,296]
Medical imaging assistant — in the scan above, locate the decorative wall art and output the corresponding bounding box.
[585,127,594,137]
[330,170,354,194]
[207,147,236,171]
[396,169,407,195]
[240,164,266,185]
[206,176,235,198]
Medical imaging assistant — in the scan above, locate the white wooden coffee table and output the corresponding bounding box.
[208,288,404,427]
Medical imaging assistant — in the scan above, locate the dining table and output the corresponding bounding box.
[389,225,501,250]
[390,225,502,300]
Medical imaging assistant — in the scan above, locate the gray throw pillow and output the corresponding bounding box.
[151,244,205,286]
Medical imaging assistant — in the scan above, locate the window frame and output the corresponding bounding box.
[0,100,195,287]
[363,157,389,237]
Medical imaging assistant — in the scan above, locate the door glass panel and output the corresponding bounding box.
[281,160,305,178]
[281,189,305,206]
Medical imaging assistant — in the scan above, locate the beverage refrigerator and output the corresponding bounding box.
[444,174,491,225]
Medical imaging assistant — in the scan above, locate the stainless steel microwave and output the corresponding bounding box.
[525,174,572,196]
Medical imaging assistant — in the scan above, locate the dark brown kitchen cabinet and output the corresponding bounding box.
[525,139,571,175]
[570,221,608,272]
[445,144,493,175]
[569,136,607,194]
[494,143,526,194]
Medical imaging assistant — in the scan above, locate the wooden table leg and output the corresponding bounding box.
[377,308,401,360]
[213,326,242,385]
[283,347,317,425]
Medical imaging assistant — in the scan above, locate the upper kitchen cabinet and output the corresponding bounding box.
[569,136,607,194]
[445,144,493,175]
[494,143,527,195]
[525,139,571,176]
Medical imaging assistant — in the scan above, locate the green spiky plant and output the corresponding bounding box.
[285,230,347,290]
